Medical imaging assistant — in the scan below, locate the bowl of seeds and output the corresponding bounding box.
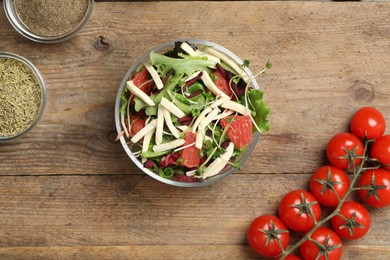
[0,52,46,142]
[3,0,94,43]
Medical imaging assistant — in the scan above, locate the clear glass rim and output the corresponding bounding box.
[3,0,94,44]
[114,39,260,187]
[0,52,47,142]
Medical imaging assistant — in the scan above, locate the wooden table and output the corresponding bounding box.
[1,1,389,259]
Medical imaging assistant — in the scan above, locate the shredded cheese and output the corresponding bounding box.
[185,71,201,82]
[144,61,164,90]
[195,131,203,149]
[201,71,230,99]
[160,97,186,118]
[142,130,154,163]
[130,119,157,143]
[162,107,180,138]
[192,106,212,133]
[180,42,198,56]
[155,105,164,145]
[210,96,229,108]
[153,139,185,153]
[221,100,251,116]
[126,81,155,106]
[214,110,234,120]
[198,107,220,132]
[205,48,250,83]
[202,142,235,179]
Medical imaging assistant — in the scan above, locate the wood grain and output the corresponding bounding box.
[1,2,390,175]
[1,2,390,259]
[0,245,389,260]
[0,174,389,258]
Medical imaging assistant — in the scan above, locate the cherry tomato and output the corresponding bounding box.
[350,106,386,140]
[247,215,289,257]
[132,67,153,94]
[331,201,371,240]
[213,70,233,98]
[278,190,321,232]
[310,166,350,207]
[125,116,146,138]
[326,132,364,169]
[358,169,390,208]
[129,67,153,104]
[181,132,201,168]
[300,227,342,260]
[371,135,390,171]
[220,115,252,148]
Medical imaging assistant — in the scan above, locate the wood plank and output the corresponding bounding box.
[1,2,389,259]
[0,175,388,252]
[0,244,389,260]
[1,2,390,175]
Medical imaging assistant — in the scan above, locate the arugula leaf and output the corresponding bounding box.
[142,150,169,158]
[133,74,183,113]
[218,61,236,75]
[175,93,196,105]
[191,107,201,118]
[247,89,271,132]
[151,73,183,104]
[150,51,216,76]
[173,93,206,115]
[187,82,204,94]
[134,97,146,112]
[174,100,193,115]
[120,92,129,115]
[145,106,157,116]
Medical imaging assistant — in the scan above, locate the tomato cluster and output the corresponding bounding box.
[247,106,390,259]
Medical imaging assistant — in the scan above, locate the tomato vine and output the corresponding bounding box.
[247,106,390,260]
[279,138,373,259]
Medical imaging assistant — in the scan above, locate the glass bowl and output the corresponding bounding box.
[3,0,94,44]
[114,39,260,187]
[0,52,47,142]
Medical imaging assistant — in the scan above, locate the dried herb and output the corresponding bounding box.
[14,0,90,37]
[0,58,42,137]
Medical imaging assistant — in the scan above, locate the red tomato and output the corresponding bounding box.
[220,115,252,148]
[160,152,180,168]
[129,67,153,104]
[278,190,321,232]
[213,70,233,98]
[371,135,390,171]
[132,67,153,94]
[310,166,350,207]
[331,201,371,240]
[125,116,146,138]
[181,132,201,168]
[350,106,386,140]
[300,227,342,260]
[358,169,390,208]
[247,215,289,257]
[326,132,364,169]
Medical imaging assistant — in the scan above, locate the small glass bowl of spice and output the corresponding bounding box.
[3,0,94,44]
[0,52,46,142]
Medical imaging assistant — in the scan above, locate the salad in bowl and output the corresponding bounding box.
[115,39,270,187]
